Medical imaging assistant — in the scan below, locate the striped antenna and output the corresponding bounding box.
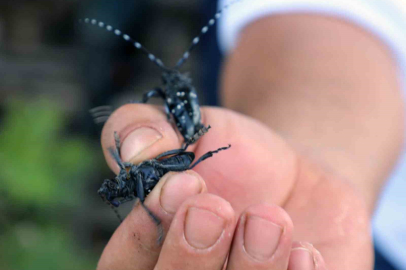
[173,0,241,69]
[79,18,170,71]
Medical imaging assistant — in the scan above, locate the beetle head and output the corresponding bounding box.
[98,179,120,203]
[115,165,132,189]
[162,70,191,87]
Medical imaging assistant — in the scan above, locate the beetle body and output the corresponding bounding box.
[98,151,196,207]
[97,127,230,242]
[84,1,241,140]
[98,127,227,207]
[141,71,204,140]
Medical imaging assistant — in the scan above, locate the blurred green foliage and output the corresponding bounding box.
[1,225,96,270]
[0,98,99,269]
[0,99,94,206]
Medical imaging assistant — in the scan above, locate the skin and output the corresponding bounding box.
[97,14,404,270]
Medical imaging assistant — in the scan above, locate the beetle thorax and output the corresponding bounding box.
[162,71,192,92]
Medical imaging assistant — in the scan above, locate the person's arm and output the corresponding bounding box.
[220,14,404,213]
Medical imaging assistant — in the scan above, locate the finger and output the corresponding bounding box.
[154,193,236,270]
[226,204,293,270]
[101,103,297,214]
[97,170,207,270]
[288,242,328,270]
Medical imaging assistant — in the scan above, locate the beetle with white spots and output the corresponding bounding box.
[85,0,241,141]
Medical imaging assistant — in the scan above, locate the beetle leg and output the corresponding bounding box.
[189,144,231,169]
[164,104,172,121]
[140,202,163,244]
[136,175,164,244]
[108,146,125,170]
[114,131,121,157]
[183,125,211,147]
[142,87,165,103]
[155,126,211,159]
[100,195,123,222]
[155,147,187,159]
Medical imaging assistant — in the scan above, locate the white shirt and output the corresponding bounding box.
[218,1,406,269]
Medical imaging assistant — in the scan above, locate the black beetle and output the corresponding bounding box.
[84,1,239,141]
[98,126,231,242]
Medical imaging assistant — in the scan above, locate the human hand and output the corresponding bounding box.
[97,104,370,270]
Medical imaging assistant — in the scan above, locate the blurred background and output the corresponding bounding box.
[0,0,220,269]
[1,1,405,270]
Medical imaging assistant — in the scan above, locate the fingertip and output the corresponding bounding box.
[155,194,236,270]
[149,170,208,215]
[242,204,293,261]
[166,193,236,249]
[243,203,294,228]
[126,171,207,243]
[289,242,328,270]
[227,203,294,269]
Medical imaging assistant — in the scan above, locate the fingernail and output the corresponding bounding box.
[289,247,315,270]
[243,215,282,260]
[160,173,203,214]
[185,207,225,249]
[120,127,162,161]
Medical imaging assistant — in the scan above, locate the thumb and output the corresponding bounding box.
[101,104,183,173]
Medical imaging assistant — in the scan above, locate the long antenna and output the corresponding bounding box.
[79,18,171,71]
[173,0,241,69]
